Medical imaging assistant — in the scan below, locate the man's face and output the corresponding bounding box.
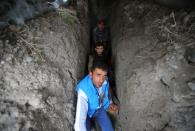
[95,46,104,55]
[90,68,107,88]
[98,22,105,31]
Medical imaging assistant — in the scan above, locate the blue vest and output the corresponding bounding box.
[76,75,110,117]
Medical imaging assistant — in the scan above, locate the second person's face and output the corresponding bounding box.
[95,46,104,55]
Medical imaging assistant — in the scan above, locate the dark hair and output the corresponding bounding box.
[98,19,104,24]
[91,61,108,72]
[95,42,105,48]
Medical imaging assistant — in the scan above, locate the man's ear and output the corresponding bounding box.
[89,71,92,77]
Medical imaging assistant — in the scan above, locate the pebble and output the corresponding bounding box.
[188,82,195,91]
[1,60,5,64]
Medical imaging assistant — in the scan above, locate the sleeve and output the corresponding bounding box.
[107,27,111,43]
[106,81,113,104]
[74,89,88,131]
[108,86,113,104]
[92,27,97,44]
[92,28,97,53]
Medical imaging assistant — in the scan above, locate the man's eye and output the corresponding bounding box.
[96,74,100,77]
[102,76,106,80]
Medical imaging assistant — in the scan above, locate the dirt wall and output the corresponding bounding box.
[110,0,195,130]
[0,2,89,130]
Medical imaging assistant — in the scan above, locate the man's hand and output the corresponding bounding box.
[109,103,118,113]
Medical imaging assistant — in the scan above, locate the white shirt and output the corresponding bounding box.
[74,89,88,131]
[74,81,109,131]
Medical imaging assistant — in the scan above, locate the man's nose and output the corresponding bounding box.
[99,76,105,83]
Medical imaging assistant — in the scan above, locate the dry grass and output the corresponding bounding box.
[57,8,77,26]
[9,25,46,62]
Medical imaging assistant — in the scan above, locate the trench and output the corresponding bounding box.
[0,0,195,131]
[86,0,120,130]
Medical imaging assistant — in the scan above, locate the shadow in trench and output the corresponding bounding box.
[86,17,120,130]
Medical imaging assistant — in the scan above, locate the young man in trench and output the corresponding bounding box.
[88,42,110,73]
[74,61,118,131]
[92,19,110,53]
